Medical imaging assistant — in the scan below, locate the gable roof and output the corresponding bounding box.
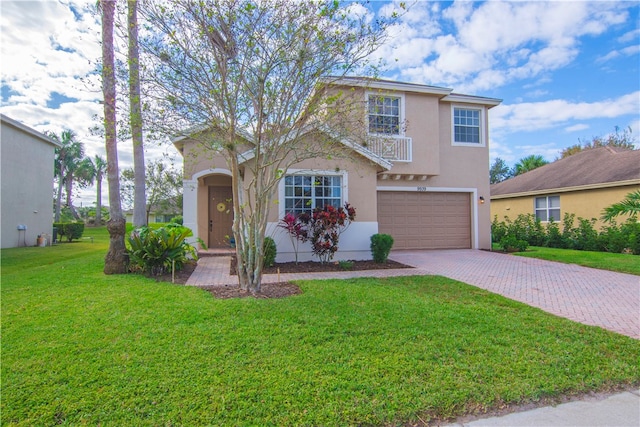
[491,147,640,198]
[323,76,502,108]
[0,114,61,148]
[237,123,393,171]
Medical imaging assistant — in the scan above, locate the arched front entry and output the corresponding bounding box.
[202,174,233,248]
[184,169,234,249]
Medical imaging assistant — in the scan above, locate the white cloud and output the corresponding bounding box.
[564,124,590,133]
[492,91,640,134]
[378,1,631,92]
[617,27,640,43]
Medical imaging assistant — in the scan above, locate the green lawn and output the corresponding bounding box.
[2,229,639,426]
[513,246,640,276]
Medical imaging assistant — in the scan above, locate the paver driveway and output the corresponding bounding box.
[187,249,639,339]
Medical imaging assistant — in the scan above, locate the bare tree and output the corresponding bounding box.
[101,0,128,274]
[139,0,395,292]
[128,0,147,227]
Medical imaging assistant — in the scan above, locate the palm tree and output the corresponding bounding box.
[76,155,107,224]
[513,154,549,176]
[128,0,147,227]
[601,190,640,222]
[51,130,85,222]
[92,155,107,224]
[101,0,128,274]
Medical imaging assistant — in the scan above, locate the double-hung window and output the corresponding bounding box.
[284,175,342,216]
[368,95,401,135]
[535,196,560,222]
[453,107,483,145]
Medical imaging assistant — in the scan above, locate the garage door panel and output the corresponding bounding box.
[377,191,471,250]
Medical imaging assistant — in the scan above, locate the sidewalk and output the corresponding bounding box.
[443,388,640,426]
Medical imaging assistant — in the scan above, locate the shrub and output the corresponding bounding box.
[491,214,545,247]
[53,222,85,242]
[620,218,640,255]
[263,236,277,268]
[570,217,599,251]
[498,235,528,252]
[491,214,638,256]
[338,260,354,270]
[299,203,356,263]
[370,233,394,263]
[546,220,566,248]
[170,215,183,225]
[278,212,308,263]
[491,216,508,243]
[127,225,197,275]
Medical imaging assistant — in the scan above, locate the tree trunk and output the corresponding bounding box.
[95,172,102,224]
[102,0,128,274]
[229,152,266,294]
[128,0,147,228]
[65,177,81,220]
[55,171,64,223]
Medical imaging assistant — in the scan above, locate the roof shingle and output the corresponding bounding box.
[491,147,640,197]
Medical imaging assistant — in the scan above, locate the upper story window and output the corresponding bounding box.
[284,175,342,216]
[368,94,403,135]
[453,106,484,146]
[535,195,560,222]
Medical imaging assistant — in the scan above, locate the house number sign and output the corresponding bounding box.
[417,186,428,192]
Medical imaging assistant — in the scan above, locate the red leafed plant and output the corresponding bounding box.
[298,203,356,263]
[278,212,308,264]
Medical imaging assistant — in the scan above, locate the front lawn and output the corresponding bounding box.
[2,230,639,425]
[513,246,640,276]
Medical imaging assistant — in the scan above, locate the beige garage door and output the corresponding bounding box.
[377,191,471,250]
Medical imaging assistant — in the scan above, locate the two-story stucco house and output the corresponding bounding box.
[175,78,501,261]
[1,114,61,248]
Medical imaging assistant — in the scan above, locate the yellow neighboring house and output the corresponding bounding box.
[491,147,640,229]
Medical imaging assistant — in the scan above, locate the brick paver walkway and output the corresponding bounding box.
[187,250,639,339]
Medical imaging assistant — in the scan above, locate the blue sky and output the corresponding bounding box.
[1,1,639,204]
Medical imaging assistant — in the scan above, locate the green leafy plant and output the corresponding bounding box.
[53,221,85,242]
[263,236,277,268]
[370,233,394,263]
[127,225,197,275]
[498,235,529,252]
[338,260,354,270]
[169,215,183,225]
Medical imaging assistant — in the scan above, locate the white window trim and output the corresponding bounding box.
[451,105,486,147]
[278,169,349,218]
[534,195,561,222]
[366,91,406,137]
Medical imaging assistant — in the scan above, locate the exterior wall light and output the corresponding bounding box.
[479,196,485,204]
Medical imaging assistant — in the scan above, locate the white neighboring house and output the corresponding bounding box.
[1,114,60,248]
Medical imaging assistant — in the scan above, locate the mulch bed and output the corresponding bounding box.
[155,258,413,299]
[230,257,413,275]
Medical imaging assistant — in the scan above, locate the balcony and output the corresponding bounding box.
[366,135,412,162]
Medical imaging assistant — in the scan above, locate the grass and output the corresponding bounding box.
[513,246,640,276]
[2,228,639,426]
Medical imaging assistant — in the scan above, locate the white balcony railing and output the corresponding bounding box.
[366,135,412,162]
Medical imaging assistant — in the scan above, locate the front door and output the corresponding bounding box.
[208,186,234,248]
